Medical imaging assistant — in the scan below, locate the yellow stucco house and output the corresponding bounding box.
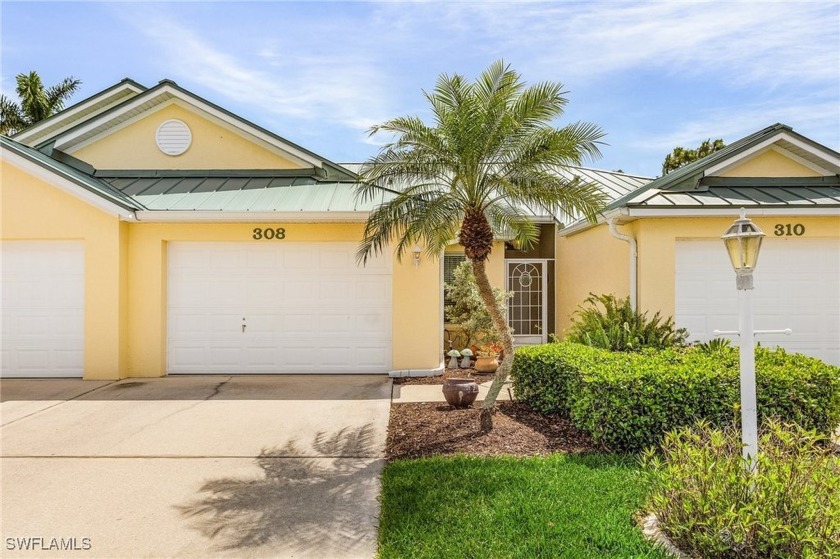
[2,79,838,379]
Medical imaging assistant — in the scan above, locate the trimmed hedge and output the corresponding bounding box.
[512,343,840,452]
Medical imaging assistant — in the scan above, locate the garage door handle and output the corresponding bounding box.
[241,318,246,333]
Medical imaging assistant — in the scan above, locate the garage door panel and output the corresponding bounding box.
[1,241,85,378]
[168,242,392,374]
[676,239,839,365]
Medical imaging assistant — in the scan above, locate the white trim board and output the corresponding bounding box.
[13,82,145,145]
[133,210,369,222]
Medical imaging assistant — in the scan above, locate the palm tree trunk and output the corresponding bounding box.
[471,258,514,432]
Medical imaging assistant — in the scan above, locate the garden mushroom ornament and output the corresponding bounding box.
[460,348,473,368]
[447,349,461,369]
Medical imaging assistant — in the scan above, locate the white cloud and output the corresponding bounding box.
[400,1,838,88]
[638,99,840,151]
[109,5,393,131]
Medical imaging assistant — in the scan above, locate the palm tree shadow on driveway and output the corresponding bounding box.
[176,424,382,556]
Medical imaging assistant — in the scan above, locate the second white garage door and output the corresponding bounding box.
[676,238,840,365]
[168,242,392,374]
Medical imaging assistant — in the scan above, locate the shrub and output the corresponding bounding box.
[567,293,688,351]
[695,337,733,354]
[511,342,840,452]
[444,261,510,348]
[641,420,840,558]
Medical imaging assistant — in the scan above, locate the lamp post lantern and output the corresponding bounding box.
[721,208,765,468]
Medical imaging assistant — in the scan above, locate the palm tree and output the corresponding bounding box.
[1,71,81,135]
[355,61,607,430]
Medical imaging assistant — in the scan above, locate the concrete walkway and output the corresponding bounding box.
[391,379,513,403]
[1,376,391,558]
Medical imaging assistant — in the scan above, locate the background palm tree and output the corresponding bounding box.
[356,61,607,430]
[1,71,81,135]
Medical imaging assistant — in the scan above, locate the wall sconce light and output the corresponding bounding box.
[412,245,422,268]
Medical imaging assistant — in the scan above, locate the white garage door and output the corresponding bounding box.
[1,241,85,377]
[167,242,392,374]
[676,238,840,365]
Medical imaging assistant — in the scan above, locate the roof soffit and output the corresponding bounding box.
[12,80,146,146]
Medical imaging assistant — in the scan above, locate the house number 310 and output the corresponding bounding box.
[252,227,286,240]
[774,223,805,236]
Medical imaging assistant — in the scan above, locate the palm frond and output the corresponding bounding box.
[0,95,26,135]
[46,77,81,113]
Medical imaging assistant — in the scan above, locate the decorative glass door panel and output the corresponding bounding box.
[506,260,547,345]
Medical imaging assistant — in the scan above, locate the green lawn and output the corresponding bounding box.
[378,453,668,559]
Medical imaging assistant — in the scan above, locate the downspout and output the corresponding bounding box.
[608,217,637,311]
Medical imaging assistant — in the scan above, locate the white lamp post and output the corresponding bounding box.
[721,208,765,469]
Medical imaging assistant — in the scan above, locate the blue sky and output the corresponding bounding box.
[2,1,838,177]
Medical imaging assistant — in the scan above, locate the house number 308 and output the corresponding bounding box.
[774,224,805,236]
[252,227,286,240]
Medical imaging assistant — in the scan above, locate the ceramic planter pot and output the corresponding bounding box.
[442,378,479,408]
[474,356,499,373]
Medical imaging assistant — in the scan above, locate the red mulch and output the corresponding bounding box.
[386,400,596,461]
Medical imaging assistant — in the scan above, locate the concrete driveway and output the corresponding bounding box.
[0,376,391,558]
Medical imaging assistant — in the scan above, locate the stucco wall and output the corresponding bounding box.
[71,103,305,170]
[1,160,126,379]
[719,149,821,177]
[125,222,442,377]
[555,223,632,335]
[635,215,840,319]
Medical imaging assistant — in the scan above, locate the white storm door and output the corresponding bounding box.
[506,259,548,345]
[167,242,392,374]
[1,241,85,377]
[676,238,840,365]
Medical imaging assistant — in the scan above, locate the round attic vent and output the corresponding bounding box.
[155,119,192,156]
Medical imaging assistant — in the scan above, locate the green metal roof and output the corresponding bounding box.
[605,123,840,211]
[1,136,144,211]
[632,177,840,207]
[340,163,652,224]
[98,172,391,212]
[606,123,840,211]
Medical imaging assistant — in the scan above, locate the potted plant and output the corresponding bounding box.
[442,377,479,408]
[474,342,502,373]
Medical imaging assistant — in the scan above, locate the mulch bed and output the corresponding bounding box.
[386,400,596,461]
[392,367,495,385]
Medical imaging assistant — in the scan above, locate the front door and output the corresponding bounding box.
[506,260,548,345]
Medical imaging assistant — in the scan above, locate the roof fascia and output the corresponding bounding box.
[1,146,138,220]
[699,176,840,187]
[704,132,840,176]
[557,204,840,237]
[134,210,369,223]
[13,79,146,144]
[556,208,624,237]
[625,207,840,218]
